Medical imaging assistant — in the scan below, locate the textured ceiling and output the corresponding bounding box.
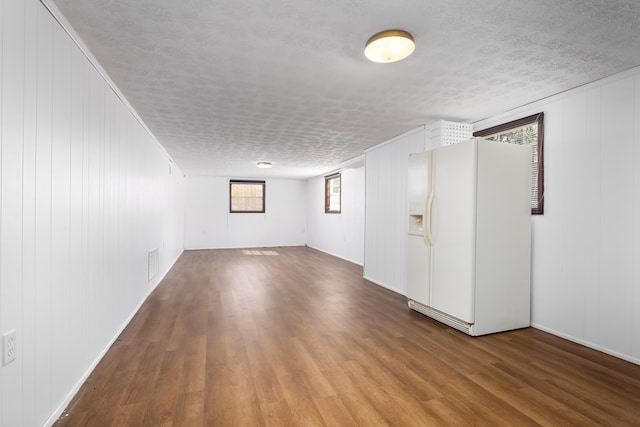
[51,0,640,178]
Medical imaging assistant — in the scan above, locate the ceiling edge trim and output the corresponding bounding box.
[308,154,366,181]
[473,64,640,131]
[38,0,180,173]
[364,125,427,154]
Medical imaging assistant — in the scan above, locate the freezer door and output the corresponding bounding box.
[407,152,430,217]
[430,140,476,323]
[406,151,433,304]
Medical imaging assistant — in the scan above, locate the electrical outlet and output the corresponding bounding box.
[3,330,17,366]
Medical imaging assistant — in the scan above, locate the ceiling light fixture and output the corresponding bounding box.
[256,161,272,168]
[364,29,415,63]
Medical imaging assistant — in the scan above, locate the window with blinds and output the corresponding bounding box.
[229,180,265,213]
[325,173,341,213]
[474,112,544,215]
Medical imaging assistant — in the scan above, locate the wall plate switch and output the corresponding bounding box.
[3,330,17,366]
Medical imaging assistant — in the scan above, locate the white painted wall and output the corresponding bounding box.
[306,166,365,265]
[474,66,640,365]
[363,127,426,293]
[184,176,307,249]
[0,2,185,426]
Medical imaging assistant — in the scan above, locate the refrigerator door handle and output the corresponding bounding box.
[423,192,434,246]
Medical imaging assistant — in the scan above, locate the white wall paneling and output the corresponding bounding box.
[0,1,186,425]
[364,127,426,294]
[634,74,640,360]
[306,165,365,265]
[1,0,24,423]
[474,66,640,365]
[22,0,39,423]
[184,176,307,249]
[598,79,634,355]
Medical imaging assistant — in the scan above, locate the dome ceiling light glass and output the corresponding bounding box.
[364,30,415,63]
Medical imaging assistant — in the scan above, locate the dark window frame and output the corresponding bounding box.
[474,112,544,215]
[324,173,341,214]
[229,180,266,213]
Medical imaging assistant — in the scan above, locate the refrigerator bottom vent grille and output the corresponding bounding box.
[408,299,474,335]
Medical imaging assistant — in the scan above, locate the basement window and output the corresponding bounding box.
[325,173,341,213]
[474,112,544,215]
[229,180,265,213]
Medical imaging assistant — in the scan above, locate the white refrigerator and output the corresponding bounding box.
[406,138,532,336]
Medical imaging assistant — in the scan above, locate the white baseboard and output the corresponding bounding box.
[184,243,307,250]
[305,244,363,266]
[531,322,640,366]
[362,275,406,296]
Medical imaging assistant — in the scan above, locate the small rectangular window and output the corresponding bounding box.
[229,180,265,213]
[474,112,544,215]
[325,173,341,213]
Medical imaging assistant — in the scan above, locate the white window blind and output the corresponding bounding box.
[229,180,265,213]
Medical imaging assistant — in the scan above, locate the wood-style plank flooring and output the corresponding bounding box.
[56,247,640,426]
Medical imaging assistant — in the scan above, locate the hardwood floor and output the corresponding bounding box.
[56,247,640,426]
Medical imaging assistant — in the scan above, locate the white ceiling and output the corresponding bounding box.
[51,0,640,179]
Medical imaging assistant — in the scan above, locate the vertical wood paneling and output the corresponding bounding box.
[556,94,587,338]
[87,67,102,358]
[22,1,38,424]
[80,53,91,370]
[634,75,640,360]
[34,6,54,422]
[0,1,185,425]
[599,78,634,355]
[1,0,24,425]
[103,85,114,334]
[68,44,84,386]
[51,20,72,405]
[111,98,122,322]
[125,111,135,308]
[0,0,4,417]
[351,168,365,263]
[364,128,425,293]
[582,87,603,345]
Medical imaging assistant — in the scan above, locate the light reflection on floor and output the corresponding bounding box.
[242,250,279,256]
